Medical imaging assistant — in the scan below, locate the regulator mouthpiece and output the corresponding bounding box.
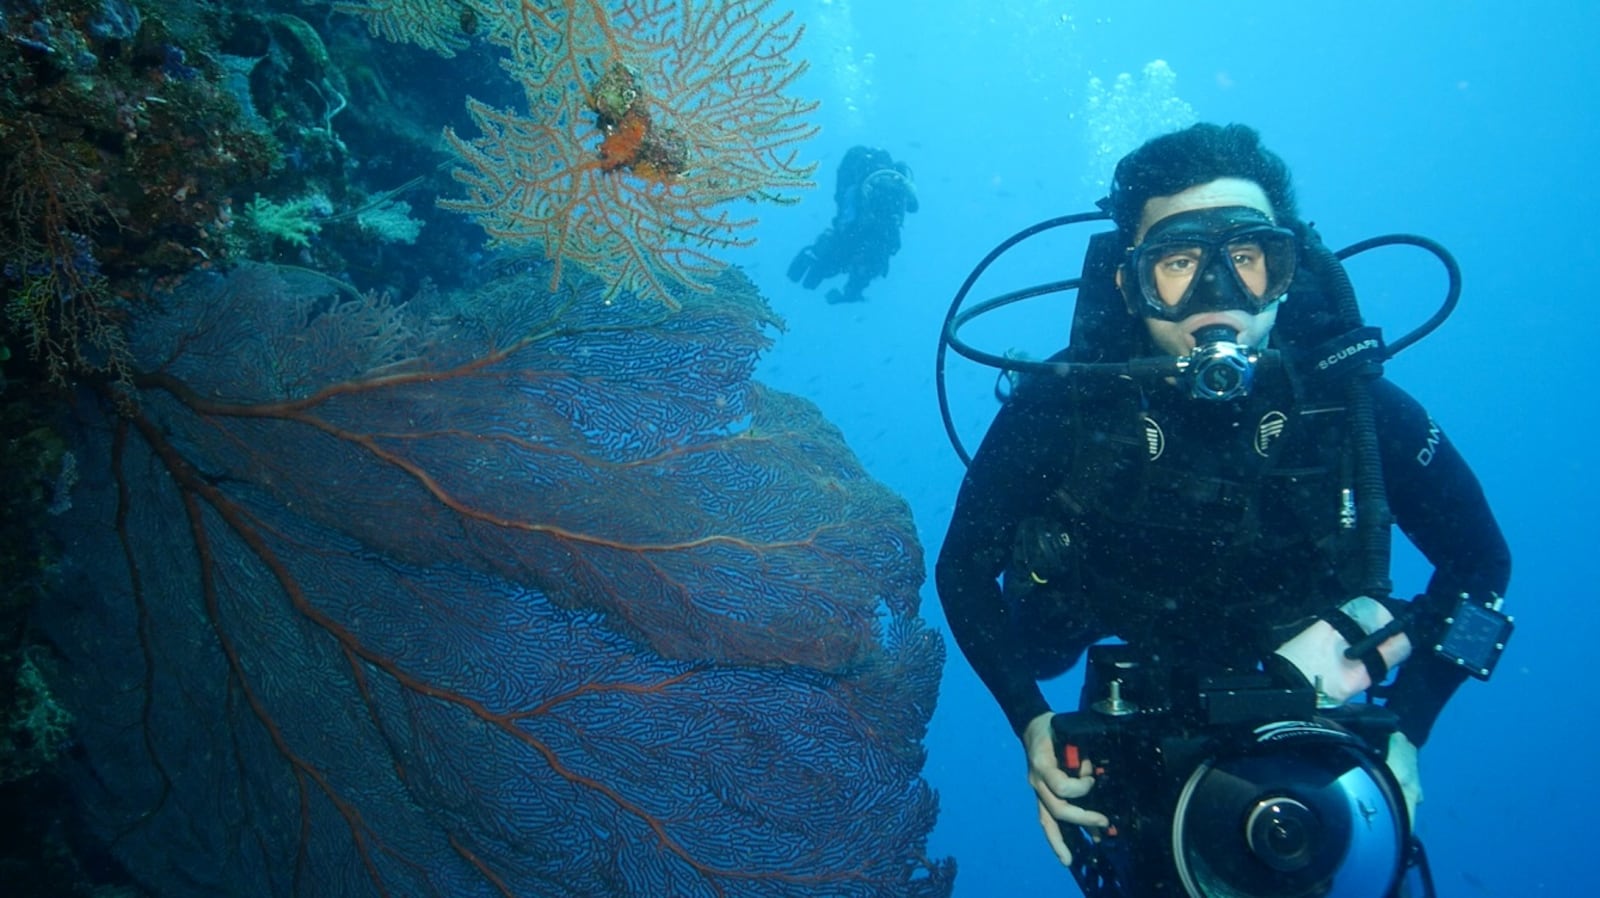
[1180,324,1257,401]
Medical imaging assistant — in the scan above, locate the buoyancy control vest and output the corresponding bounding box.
[1026,367,1367,662]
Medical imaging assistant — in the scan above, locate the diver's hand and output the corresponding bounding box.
[1024,711,1111,866]
[1386,731,1423,825]
[1273,596,1413,705]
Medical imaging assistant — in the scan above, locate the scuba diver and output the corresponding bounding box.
[787,145,919,303]
[934,124,1512,897]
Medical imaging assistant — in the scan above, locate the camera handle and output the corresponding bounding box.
[1049,704,1149,898]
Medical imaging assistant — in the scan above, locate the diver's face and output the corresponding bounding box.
[1127,178,1282,356]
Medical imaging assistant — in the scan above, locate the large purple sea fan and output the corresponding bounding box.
[44,262,954,897]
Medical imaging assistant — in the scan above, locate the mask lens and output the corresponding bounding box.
[1140,242,1209,309]
[1225,237,1272,298]
[1232,228,1296,303]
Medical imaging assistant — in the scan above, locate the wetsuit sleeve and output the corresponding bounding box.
[1372,378,1512,746]
[935,395,1068,738]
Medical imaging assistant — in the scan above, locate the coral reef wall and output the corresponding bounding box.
[42,262,954,897]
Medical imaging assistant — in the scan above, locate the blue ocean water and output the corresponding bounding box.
[741,2,1595,895]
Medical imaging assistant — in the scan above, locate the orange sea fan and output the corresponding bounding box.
[440,0,819,306]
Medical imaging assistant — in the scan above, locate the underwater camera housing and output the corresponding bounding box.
[1052,645,1433,898]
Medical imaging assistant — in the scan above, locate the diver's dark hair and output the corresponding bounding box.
[1104,123,1298,241]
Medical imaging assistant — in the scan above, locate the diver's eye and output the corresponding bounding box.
[1155,249,1202,275]
[1226,241,1272,297]
[1227,242,1264,270]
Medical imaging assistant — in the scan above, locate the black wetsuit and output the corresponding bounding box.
[935,371,1511,747]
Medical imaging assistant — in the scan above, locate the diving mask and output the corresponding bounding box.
[1122,206,1298,322]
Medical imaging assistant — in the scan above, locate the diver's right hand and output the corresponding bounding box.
[1024,711,1111,866]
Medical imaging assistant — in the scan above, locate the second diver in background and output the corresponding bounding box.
[788,145,919,303]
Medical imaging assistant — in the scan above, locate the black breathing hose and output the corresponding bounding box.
[1307,236,1394,600]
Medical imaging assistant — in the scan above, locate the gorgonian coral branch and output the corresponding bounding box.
[435,0,818,305]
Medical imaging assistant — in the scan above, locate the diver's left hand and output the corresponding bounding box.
[1386,731,1423,826]
[1273,596,1413,705]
